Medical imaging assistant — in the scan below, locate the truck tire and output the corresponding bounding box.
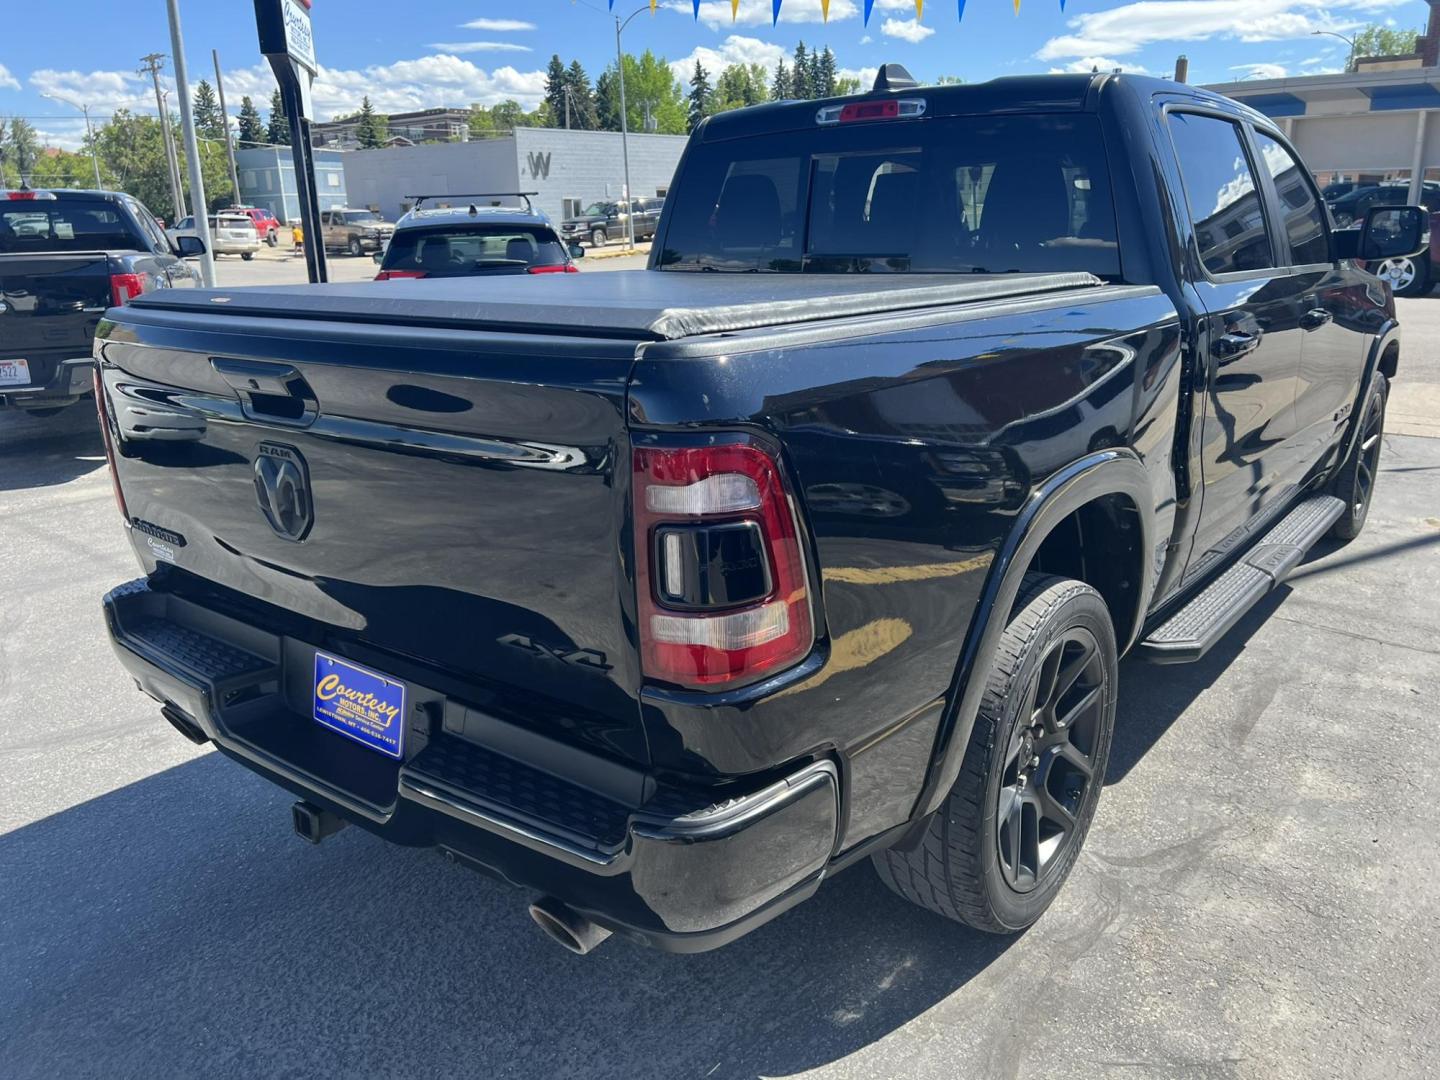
[348,237,364,257]
[241,252,254,261]
[1377,254,1432,298]
[591,227,607,248]
[874,573,1116,933]
[1329,376,1388,541]
[266,232,278,247]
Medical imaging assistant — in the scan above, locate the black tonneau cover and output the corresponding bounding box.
[127,270,1103,342]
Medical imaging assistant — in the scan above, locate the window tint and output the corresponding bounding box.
[381,225,569,275]
[1253,133,1328,264]
[657,114,1119,276]
[0,199,144,253]
[1168,113,1274,275]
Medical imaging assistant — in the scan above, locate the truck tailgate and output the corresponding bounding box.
[97,307,647,765]
[0,253,111,387]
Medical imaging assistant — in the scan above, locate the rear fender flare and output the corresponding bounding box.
[907,449,1155,828]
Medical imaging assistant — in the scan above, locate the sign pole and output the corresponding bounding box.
[166,0,216,287]
[254,0,327,283]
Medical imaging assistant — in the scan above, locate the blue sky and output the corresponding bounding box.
[1,0,1431,148]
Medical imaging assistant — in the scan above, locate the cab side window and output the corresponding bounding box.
[1252,132,1329,265]
[1168,112,1275,275]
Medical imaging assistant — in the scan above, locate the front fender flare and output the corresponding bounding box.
[906,448,1155,828]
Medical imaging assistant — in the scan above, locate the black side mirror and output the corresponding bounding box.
[568,243,585,259]
[372,251,384,264]
[174,234,206,258]
[1352,204,1429,261]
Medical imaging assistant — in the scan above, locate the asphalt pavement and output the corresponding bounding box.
[2,294,1438,1079]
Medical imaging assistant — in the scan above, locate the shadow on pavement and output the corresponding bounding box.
[0,751,1015,1080]
[0,409,106,491]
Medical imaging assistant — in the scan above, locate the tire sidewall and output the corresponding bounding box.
[1333,376,1388,536]
[974,584,1118,930]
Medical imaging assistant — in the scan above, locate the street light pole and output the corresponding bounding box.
[140,53,186,222]
[165,0,216,287]
[42,93,102,188]
[1312,30,1357,73]
[614,4,650,252]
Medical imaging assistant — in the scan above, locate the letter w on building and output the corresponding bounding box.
[527,151,551,180]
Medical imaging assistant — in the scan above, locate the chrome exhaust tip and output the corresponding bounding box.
[528,896,612,955]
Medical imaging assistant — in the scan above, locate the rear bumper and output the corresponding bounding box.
[102,578,840,951]
[0,356,93,410]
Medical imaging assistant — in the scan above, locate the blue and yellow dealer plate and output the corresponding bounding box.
[313,652,405,759]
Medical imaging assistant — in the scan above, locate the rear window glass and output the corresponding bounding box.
[381,225,570,274]
[0,200,143,253]
[655,114,1120,277]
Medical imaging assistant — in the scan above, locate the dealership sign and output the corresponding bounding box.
[255,0,318,117]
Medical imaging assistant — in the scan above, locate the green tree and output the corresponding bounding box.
[1352,24,1422,65]
[354,96,387,148]
[544,54,569,127]
[791,43,811,99]
[834,75,861,95]
[596,51,686,135]
[30,147,101,188]
[816,48,838,98]
[687,60,713,132]
[771,59,791,101]
[6,117,41,185]
[565,60,600,130]
[713,63,769,114]
[192,79,224,140]
[236,95,265,148]
[267,87,291,145]
[595,69,620,130]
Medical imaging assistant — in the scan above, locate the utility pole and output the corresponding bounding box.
[140,53,186,222]
[615,13,635,250]
[41,93,102,188]
[165,0,216,286]
[212,49,241,208]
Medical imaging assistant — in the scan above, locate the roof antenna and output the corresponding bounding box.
[469,204,478,216]
[873,64,919,92]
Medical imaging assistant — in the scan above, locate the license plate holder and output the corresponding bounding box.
[313,652,406,759]
[0,359,31,387]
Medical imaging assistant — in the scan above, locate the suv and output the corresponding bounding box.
[559,197,665,247]
[167,213,260,260]
[320,207,395,256]
[227,206,281,246]
[374,204,584,279]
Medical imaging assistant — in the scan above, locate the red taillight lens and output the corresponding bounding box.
[633,437,814,688]
[109,272,146,307]
[527,264,580,274]
[375,269,427,281]
[93,367,129,521]
[840,100,899,123]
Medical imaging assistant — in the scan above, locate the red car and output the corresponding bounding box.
[226,206,281,247]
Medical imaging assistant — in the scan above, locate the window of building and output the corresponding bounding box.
[1252,132,1329,265]
[1167,112,1274,275]
[563,197,583,219]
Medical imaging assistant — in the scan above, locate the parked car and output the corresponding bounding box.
[93,69,1423,953]
[559,197,665,247]
[227,205,282,246]
[374,204,583,279]
[1328,182,1440,296]
[167,213,260,260]
[1,187,201,416]
[320,207,395,256]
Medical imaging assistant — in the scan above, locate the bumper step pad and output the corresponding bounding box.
[1138,494,1343,663]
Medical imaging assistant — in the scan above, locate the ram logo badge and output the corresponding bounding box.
[253,443,313,541]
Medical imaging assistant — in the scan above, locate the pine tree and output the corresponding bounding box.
[772,59,791,101]
[806,47,824,97]
[816,48,838,98]
[565,60,599,130]
[687,60,712,133]
[791,43,812,99]
[6,117,40,184]
[192,80,224,139]
[236,96,265,148]
[544,54,569,128]
[354,96,386,148]
[595,69,619,131]
[266,87,291,145]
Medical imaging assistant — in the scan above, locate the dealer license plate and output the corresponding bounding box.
[0,359,31,387]
[313,651,406,759]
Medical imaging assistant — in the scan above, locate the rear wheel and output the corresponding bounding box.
[874,574,1117,933]
[266,231,278,247]
[1329,377,1388,540]
[241,252,254,261]
[591,227,607,248]
[1376,254,1432,297]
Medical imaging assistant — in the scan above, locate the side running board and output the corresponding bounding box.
[1137,494,1344,664]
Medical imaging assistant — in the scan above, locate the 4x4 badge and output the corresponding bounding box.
[253,443,313,541]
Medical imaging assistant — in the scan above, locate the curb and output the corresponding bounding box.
[584,244,651,261]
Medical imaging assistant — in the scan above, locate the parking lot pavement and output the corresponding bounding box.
[205,244,648,289]
[2,301,1439,1079]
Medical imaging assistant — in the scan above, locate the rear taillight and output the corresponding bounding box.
[633,437,814,688]
[527,264,580,274]
[93,367,129,521]
[109,272,146,307]
[375,269,427,281]
[815,98,926,125]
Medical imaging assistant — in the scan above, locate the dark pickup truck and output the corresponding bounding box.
[94,69,1423,953]
[0,188,201,415]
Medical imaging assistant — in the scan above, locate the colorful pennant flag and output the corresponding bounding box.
[732,0,741,18]
[864,0,875,23]
[693,0,701,17]
[957,0,965,23]
[821,0,830,20]
[916,0,924,19]
[773,0,782,24]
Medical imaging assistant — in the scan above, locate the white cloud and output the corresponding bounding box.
[34,120,91,152]
[882,17,935,43]
[859,35,873,44]
[1049,56,1151,73]
[460,18,536,31]
[427,42,532,53]
[840,66,879,89]
[1231,62,1288,78]
[29,68,156,111]
[665,0,859,30]
[1036,0,1412,62]
[668,35,788,83]
[0,64,19,92]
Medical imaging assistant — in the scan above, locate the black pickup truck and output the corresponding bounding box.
[94,69,1423,953]
[0,188,202,415]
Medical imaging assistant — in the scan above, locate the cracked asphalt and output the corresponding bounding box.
[1,296,1438,1079]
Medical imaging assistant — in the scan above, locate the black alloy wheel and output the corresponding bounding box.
[1329,377,1387,541]
[996,627,1105,892]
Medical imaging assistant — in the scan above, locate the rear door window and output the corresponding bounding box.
[1251,132,1329,265]
[381,225,570,274]
[1167,112,1275,275]
[0,199,145,253]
